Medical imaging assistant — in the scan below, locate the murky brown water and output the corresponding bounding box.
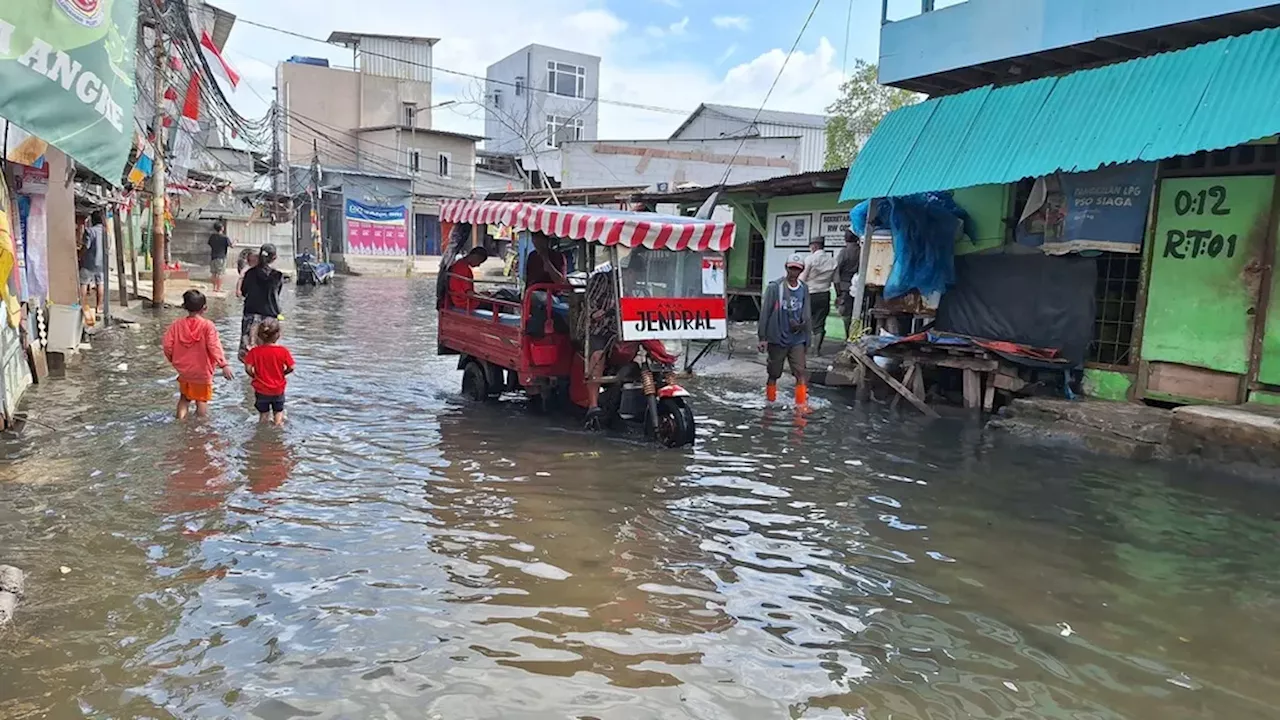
[2,277,1280,719]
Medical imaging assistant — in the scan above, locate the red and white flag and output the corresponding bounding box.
[180,72,201,132]
[199,30,240,90]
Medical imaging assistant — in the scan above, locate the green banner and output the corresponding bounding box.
[0,0,139,184]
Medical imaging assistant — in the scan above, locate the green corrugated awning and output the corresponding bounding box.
[841,26,1280,201]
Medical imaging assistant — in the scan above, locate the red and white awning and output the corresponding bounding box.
[439,199,735,252]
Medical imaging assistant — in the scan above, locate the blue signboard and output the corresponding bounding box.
[1048,162,1156,255]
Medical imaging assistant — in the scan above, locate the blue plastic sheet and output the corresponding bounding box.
[848,193,970,300]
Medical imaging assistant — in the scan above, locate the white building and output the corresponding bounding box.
[555,136,802,192]
[483,44,601,162]
[670,104,830,173]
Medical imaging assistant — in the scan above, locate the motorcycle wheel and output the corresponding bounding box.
[654,397,696,448]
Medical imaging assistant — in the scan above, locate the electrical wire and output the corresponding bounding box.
[232,16,692,117]
[717,0,824,186]
[842,0,854,77]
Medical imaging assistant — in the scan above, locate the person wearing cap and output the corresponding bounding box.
[800,237,838,354]
[757,254,812,407]
[239,243,285,361]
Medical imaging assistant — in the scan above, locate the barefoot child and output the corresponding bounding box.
[243,318,294,426]
[163,290,234,419]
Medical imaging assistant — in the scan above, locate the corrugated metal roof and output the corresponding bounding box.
[841,26,1280,201]
[839,100,937,200]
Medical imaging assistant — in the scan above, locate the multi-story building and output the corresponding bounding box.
[483,44,601,165]
[843,0,1280,416]
[277,32,480,262]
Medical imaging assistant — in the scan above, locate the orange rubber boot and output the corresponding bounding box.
[795,383,809,407]
[766,383,778,402]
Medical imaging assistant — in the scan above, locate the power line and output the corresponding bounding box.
[718,0,824,186]
[232,16,693,117]
[842,0,854,77]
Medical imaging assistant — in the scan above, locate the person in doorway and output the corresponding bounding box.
[244,318,294,426]
[207,220,233,293]
[163,289,234,420]
[239,243,284,361]
[799,237,837,354]
[834,229,862,341]
[758,254,812,407]
[79,211,105,320]
[448,246,489,310]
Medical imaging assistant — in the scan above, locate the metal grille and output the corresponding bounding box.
[1089,251,1143,367]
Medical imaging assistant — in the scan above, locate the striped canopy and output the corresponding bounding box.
[440,199,735,252]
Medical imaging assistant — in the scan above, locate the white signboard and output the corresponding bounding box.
[820,211,851,241]
[773,212,810,248]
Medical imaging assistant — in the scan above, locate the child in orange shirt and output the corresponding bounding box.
[162,290,234,419]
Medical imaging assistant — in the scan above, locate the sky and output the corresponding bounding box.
[208,0,926,147]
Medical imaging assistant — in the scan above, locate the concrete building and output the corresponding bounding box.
[276,31,482,266]
[554,136,802,192]
[670,104,829,173]
[843,0,1280,429]
[483,44,601,164]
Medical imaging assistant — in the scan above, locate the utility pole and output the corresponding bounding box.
[150,21,168,307]
[311,139,322,261]
[112,204,128,308]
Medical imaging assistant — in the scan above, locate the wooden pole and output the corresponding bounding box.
[150,27,167,307]
[102,206,112,325]
[112,204,128,308]
[128,208,140,300]
[850,198,878,338]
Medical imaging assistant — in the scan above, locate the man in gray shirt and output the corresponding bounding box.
[79,211,105,316]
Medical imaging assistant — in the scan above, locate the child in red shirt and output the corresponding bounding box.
[243,318,295,426]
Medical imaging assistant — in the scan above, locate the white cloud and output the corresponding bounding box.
[716,44,738,65]
[214,0,849,147]
[712,15,751,31]
[646,16,689,38]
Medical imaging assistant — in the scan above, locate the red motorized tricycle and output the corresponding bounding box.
[435,200,734,447]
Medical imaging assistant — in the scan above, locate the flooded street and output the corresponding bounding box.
[2,277,1280,719]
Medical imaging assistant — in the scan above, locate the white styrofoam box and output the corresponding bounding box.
[45,303,84,353]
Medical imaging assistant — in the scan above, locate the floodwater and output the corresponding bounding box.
[2,278,1280,719]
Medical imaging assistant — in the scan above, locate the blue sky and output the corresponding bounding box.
[211,0,923,143]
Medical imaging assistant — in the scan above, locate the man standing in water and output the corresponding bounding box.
[239,244,284,361]
[758,254,812,407]
[207,220,233,293]
[79,211,105,322]
[800,237,837,354]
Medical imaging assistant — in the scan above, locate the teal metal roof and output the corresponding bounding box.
[841,26,1280,201]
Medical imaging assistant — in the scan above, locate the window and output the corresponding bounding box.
[438,152,451,179]
[545,115,584,148]
[407,148,422,173]
[546,61,585,98]
[403,103,417,127]
[1088,252,1142,367]
[514,76,524,96]
[492,89,502,109]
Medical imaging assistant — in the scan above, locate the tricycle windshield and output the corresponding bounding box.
[614,247,727,342]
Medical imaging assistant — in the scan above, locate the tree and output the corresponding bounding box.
[824,60,922,170]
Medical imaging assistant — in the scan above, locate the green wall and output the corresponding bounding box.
[952,184,1009,254]
[765,193,853,341]
[727,206,752,289]
[1143,175,1273,377]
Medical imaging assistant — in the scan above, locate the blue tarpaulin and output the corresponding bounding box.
[849,193,970,300]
